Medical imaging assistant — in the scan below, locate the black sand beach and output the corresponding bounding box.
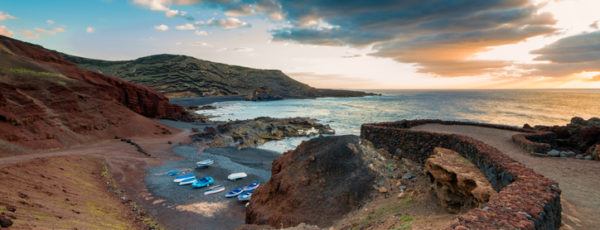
[144,141,279,229]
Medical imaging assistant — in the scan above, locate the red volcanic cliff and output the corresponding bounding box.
[0,35,183,153]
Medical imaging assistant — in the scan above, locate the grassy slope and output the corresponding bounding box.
[58,53,374,98]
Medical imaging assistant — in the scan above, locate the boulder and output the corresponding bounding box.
[246,135,383,228]
[246,86,284,101]
[587,144,600,161]
[424,147,496,214]
[547,149,560,157]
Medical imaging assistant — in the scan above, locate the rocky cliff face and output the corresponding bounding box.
[0,35,183,153]
[57,53,376,98]
[246,135,386,228]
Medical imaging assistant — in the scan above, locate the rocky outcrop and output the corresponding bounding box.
[191,117,335,148]
[245,86,283,101]
[57,52,377,99]
[425,147,496,213]
[0,35,183,152]
[246,135,386,228]
[527,117,600,159]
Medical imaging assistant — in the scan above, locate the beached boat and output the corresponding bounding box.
[192,176,214,188]
[173,174,195,182]
[225,188,244,198]
[243,182,260,191]
[196,159,214,168]
[178,177,197,185]
[204,185,225,195]
[238,191,253,201]
[167,170,179,176]
[227,172,247,181]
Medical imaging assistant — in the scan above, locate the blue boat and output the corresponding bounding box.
[167,170,179,176]
[243,182,260,191]
[225,188,244,198]
[192,176,214,188]
[173,174,195,182]
[196,159,214,168]
[178,177,197,185]
[238,191,253,201]
[204,185,225,195]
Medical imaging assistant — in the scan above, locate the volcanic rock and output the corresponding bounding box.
[0,35,183,152]
[246,86,283,101]
[246,135,386,228]
[424,147,496,214]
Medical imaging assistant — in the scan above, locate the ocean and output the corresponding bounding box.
[198,89,600,153]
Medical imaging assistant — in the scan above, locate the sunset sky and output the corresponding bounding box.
[1,0,599,89]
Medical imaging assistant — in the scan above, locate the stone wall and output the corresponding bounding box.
[512,132,555,154]
[361,120,561,230]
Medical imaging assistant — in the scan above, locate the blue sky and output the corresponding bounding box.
[1,0,599,89]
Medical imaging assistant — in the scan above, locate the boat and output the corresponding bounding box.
[227,172,247,181]
[243,182,260,191]
[204,185,225,195]
[173,174,195,182]
[178,177,197,185]
[192,176,214,188]
[238,191,252,201]
[196,159,214,168]
[167,170,179,176]
[225,188,244,198]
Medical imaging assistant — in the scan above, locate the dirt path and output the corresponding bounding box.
[412,124,600,230]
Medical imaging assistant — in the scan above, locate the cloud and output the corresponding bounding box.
[132,0,187,18]
[528,31,600,76]
[86,27,95,33]
[225,4,255,17]
[46,19,54,25]
[0,25,14,37]
[0,11,15,21]
[190,41,210,47]
[270,0,557,77]
[154,24,169,31]
[586,74,600,82]
[591,20,599,29]
[34,27,66,35]
[195,30,207,36]
[175,23,195,30]
[233,47,254,52]
[206,17,249,29]
[20,30,40,39]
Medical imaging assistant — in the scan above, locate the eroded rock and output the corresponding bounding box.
[424,147,496,213]
[246,135,387,228]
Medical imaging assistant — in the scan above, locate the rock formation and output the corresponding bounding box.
[0,35,183,152]
[529,117,600,159]
[246,135,387,228]
[245,86,283,101]
[424,147,496,213]
[191,117,335,148]
[57,52,378,98]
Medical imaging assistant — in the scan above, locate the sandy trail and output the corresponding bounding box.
[412,124,600,230]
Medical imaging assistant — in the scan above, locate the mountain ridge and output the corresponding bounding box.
[57,52,376,98]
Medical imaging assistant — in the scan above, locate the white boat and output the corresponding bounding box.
[178,177,197,185]
[227,172,248,181]
[196,159,214,168]
[173,174,195,183]
[204,185,225,195]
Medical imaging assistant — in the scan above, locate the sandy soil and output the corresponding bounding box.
[412,124,600,230]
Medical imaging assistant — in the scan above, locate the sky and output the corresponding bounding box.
[0,0,599,89]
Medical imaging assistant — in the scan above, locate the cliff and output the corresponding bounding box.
[0,35,183,153]
[57,52,376,98]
